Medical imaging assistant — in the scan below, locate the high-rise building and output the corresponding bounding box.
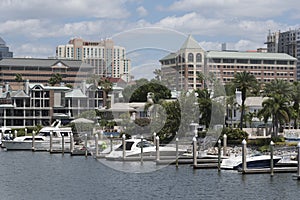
[56,38,131,82]
[160,35,297,90]
[265,29,300,79]
[0,36,13,59]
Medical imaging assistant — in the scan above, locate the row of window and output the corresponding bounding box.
[212,59,294,65]
[209,65,294,70]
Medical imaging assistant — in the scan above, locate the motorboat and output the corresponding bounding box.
[221,153,282,170]
[2,120,72,151]
[2,135,50,150]
[105,138,186,160]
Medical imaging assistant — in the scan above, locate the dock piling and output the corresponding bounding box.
[50,131,53,153]
[14,130,17,139]
[70,133,74,154]
[62,134,65,155]
[31,130,35,151]
[193,137,197,168]
[25,128,27,136]
[218,139,221,171]
[270,141,274,177]
[176,138,179,168]
[242,139,247,173]
[110,134,113,153]
[153,132,156,146]
[84,133,88,157]
[156,136,160,161]
[122,134,126,160]
[223,134,227,156]
[95,134,99,157]
[140,136,144,164]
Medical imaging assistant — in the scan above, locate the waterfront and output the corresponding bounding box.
[0,148,299,200]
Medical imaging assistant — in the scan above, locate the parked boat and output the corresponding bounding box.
[2,120,72,151]
[221,154,282,170]
[105,138,186,160]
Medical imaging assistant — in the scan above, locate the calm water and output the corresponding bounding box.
[0,148,299,200]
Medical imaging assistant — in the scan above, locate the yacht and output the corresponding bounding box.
[2,120,72,151]
[221,153,282,170]
[105,138,186,160]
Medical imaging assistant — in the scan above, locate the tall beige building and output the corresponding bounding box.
[56,38,131,82]
[160,35,297,90]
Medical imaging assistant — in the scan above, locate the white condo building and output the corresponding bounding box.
[56,38,131,82]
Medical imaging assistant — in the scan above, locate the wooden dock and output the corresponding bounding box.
[238,167,298,174]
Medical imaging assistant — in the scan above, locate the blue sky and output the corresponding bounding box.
[1,0,300,79]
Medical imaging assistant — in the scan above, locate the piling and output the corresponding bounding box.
[218,139,221,171]
[140,136,144,164]
[270,141,274,177]
[14,130,17,139]
[193,137,197,168]
[50,131,53,153]
[223,134,227,156]
[25,128,27,136]
[156,136,160,161]
[122,134,126,160]
[84,134,88,157]
[31,130,35,151]
[176,138,179,168]
[61,134,65,155]
[242,139,247,173]
[70,133,74,154]
[95,134,99,157]
[110,134,113,153]
[294,142,300,180]
[153,132,156,146]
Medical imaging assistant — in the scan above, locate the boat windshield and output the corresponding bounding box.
[136,141,154,148]
[116,142,134,151]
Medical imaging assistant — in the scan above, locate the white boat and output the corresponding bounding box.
[2,135,50,150]
[105,138,186,160]
[2,120,72,151]
[221,154,282,170]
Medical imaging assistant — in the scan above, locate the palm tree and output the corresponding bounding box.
[153,69,162,81]
[291,81,300,129]
[232,71,258,130]
[258,94,290,137]
[263,79,292,98]
[99,78,113,108]
[15,73,23,89]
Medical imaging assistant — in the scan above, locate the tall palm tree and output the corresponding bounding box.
[15,73,23,89]
[291,81,300,129]
[99,78,113,108]
[258,94,290,137]
[232,71,258,130]
[263,79,292,98]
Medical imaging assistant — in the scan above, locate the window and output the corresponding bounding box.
[196,53,202,62]
[188,53,194,62]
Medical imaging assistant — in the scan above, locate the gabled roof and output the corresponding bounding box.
[180,35,204,50]
[10,90,30,98]
[65,88,87,98]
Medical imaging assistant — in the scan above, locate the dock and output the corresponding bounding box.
[238,167,298,174]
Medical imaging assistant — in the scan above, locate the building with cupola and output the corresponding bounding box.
[160,35,297,90]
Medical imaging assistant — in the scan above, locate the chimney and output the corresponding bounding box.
[81,80,86,95]
[25,79,29,94]
[5,82,9,92]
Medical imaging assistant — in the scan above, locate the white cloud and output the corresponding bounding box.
[136,6,148,17]
[0,0,130,21]
[168,0,300,19]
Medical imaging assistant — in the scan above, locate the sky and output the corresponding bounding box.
[1,0,300,79]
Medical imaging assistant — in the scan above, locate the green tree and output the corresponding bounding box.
[48,73,63,86]
[15,73,23,89]
[99,78,113,108]
[232,71,258,130]
[258,94,290,137]
[290,81,300,128]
